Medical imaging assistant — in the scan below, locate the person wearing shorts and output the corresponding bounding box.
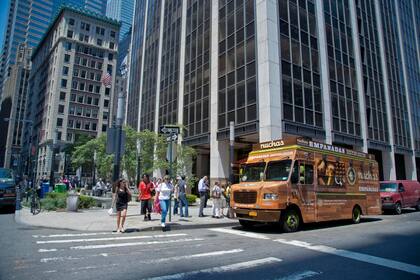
[112,179,131,233]
[138,174,154,221]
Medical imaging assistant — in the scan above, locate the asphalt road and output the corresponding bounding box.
[0,208,419,280]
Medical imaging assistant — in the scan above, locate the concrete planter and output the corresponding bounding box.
[66,193,80,212]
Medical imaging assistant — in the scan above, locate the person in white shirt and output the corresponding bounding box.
[211,182,223,218]
[198,176,209,217]
[155,175,173,228]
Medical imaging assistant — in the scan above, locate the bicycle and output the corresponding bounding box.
[28,187,41,215]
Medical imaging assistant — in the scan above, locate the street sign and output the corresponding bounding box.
[166,134,177,142]
[160,125,180,135]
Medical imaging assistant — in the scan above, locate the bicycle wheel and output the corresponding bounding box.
[31,198,41,215]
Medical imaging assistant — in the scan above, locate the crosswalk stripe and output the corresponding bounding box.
[209,228,270,240]
[38,249,58,252]
[274,271,321,280]
[70,238,204,250]
[33,232,113,238]
[146,257,282,280]
[274,239,420,276]
[39,249,242,264]
[36,233,187,244]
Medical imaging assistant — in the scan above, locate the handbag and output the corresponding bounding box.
[153,197,161,214]
[108,207,116,216]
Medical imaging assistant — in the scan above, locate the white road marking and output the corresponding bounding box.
[146,257,282,280]
[39,249,242,264]
[38,249,57,252]
[274,271,321,280]
[33,232,113,238]
[274,239,420,276]
[36,233,187,244]
[43,270,57,274]
[209,228,270,240]
[71,238,204,250]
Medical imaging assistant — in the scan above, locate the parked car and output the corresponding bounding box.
[380,180,420,214]
[0,168,17,209]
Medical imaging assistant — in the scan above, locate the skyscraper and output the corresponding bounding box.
[106,0,135,41]
[127,0,420,182]
[0,0,108,99]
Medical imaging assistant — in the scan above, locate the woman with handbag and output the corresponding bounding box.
[112,178,132,233]
[155,175,173,229]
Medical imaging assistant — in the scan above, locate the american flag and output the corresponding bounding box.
[101,72,112,88]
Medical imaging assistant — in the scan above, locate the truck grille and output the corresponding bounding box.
[233,191,257,204]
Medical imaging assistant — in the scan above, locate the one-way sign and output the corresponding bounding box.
[166,134,178,142]
[160,125,180,135]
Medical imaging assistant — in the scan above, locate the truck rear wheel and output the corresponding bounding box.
[239,219,257,228]
[415,200,420,211]
[352,206,361,224]
[281,209,300,232]
[395,202,402,215]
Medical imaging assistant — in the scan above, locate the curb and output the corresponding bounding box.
[14,209,239,232]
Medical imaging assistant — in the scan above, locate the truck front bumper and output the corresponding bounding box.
[381,202,396,210]
[233,208,281,223]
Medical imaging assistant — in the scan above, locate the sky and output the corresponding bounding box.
[0,0,11,50]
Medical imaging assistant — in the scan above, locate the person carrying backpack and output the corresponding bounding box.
[211,182,222,218]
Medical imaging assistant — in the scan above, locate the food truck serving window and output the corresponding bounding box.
[241,163,266,182]
[266,160,292,181]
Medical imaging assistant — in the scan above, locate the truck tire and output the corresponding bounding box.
[395,202,402,215]
[239,219,257,228]
[415,200,420,211]
[281,209,300,233]
[352,206,361,224]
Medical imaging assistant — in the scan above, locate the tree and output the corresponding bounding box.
[174,144,197,178]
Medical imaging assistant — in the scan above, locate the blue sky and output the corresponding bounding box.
[0,0,11,50]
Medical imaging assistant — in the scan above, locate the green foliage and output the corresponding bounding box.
[173,145,197,178]
[186,194,198,205]
[41,192,68,211]
[186,175,199,192]
[79,195,96,209]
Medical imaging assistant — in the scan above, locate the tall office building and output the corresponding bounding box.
[27,6,119,180]
[127,0,420,182]
[0,0,107,100]
[106,0,134,41]
[0,44,32,171]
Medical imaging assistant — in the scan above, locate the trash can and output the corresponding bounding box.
[54,183,67,193]
[66,193,80,212]
[40,183,50,198]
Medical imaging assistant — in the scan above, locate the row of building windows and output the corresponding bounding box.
[218,0,257,130]
[68,18,116,38]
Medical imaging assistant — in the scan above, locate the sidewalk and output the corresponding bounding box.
[14,200,238,232]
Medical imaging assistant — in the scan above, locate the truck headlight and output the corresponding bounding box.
[263,193,278,200]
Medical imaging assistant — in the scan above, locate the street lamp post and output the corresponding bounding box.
[229,121,235,184]
[49,129,58,189]
[136,139,141,185]
[112,56,128,182]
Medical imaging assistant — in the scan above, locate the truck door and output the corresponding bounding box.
[291,161,315,222]
[398,183,407,207]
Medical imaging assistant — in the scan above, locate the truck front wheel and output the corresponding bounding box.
[239,219,257,228]
[281,209,300,232]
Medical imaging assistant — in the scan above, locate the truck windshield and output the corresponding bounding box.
[380,183,398,192]
[0,169,13,179]
[266,160,292,181]
[241,163,266,182]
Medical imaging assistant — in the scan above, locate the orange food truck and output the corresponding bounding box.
[231,138,381,232]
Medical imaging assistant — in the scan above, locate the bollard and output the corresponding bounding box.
[15,186,21,211]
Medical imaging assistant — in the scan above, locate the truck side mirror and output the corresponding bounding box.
[398,185,405,192]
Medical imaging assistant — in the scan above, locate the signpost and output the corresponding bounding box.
[159,125,180,222]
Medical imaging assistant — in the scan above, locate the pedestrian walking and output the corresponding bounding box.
[138,174,154,221]
[112,178,132,233]
[178,176,189,217]
[198,176,209,217]
[211,182,223,218]
[173,179,179,215]
[225,181,233,218]
[220,184,227,216]
[155,175,173,229]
